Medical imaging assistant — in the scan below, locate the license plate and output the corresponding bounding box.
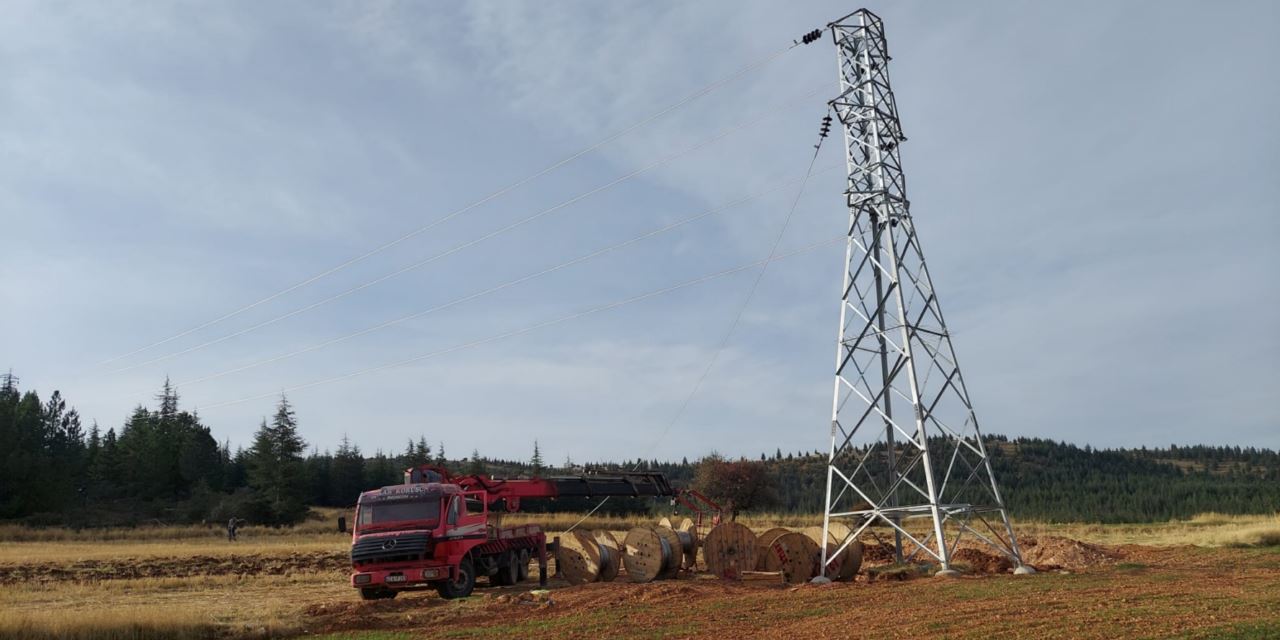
[386,574,406,583]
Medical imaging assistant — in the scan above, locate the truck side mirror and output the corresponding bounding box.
[337,516,347,534]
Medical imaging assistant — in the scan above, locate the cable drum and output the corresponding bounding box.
[755,527,793,570]
[653,526,683,579]
[802,524,862,581]
[761,532,821,584]
[597,543,616,581]
[676,518,700,569]
[592,529,622,582]
[556,529,603,585]
[703,521,758,579]
[623,526,680,582]
[673,530,696,570]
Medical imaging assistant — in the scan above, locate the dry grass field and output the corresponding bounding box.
[0,511,1276,639]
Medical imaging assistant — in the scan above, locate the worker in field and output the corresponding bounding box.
[227,517,240,541]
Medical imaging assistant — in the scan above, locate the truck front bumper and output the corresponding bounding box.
[351,563,450,589]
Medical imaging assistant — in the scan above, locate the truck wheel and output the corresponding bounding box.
[437,557,476,599]
[492,551,519,586]
[359,587,396,600]
[517,549,530,582]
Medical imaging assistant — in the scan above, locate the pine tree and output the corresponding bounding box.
[246,395,308,525]
[157,377,178,419]
[331,434,365,505]
[467,449,486,476]
[364,450,398,488]
[531,441,544,477]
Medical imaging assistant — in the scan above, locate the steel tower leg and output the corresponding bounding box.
[819,9,1029,577]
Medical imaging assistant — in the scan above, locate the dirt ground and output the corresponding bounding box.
[1,533,1277,639]
[0,550,347,584]
[296,541,1280,640]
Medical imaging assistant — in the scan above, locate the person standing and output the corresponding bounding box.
[227,517,240,541]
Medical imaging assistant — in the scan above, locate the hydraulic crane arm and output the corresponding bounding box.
[404,465,675,512]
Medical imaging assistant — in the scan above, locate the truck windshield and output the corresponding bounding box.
[358,497,441,529]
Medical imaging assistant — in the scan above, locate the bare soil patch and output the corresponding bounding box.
[0,550,346,584]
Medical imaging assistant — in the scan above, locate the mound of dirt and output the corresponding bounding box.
[1019,536,1119,571]
[952,547,1013,574]
[860,543,898,563]
[845,536,1117,574]
[0,551,347,584]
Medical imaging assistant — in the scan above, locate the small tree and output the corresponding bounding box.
[467,449,486,476]
[330,435,365,506]
[246,395,308,525]
[530,441,544,477]
[692,454,779,521]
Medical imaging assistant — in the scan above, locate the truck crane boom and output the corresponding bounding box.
[404,464,674,512]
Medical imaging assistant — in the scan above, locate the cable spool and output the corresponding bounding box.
[675,518,699,570]
[623,526,679,583]
[802,524,862,581]
[557,529,603,585]
[702,521,758,579]
[754,527,792,570]
[592,529,622,582]
[657,516,673,529]
[761,532,821,584]
[652,526,683,579]
[828,521,852,542]
[827,539,864,581]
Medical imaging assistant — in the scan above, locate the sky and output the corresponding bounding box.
[2,0,1277,463]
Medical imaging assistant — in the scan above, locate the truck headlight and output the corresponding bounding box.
[421,569,440,579]
[354,574,371,585]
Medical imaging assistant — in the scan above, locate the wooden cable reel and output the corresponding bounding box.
[754,527,792,570]
[653,526,683,579]
[675,518,699,570]
[555,528,626,585]
[802,523,862,581]
[556,529,603,585]
[592,529,622,582]
[827,539,863,581]
[702,521,757,579]
[622,525,680,583]
[760,531,821,583]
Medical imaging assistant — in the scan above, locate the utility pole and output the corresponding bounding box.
[818,9,1032,577]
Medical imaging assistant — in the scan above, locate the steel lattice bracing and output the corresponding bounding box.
[818,9,1027,574]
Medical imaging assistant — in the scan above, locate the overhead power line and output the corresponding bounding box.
[173,164,840,390]
[566,118,833,533]
[108,87,825,375]
[95,43,802,370]
[631,124,831,464]
[197,235,843,411]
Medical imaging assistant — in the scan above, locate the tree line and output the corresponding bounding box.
[1,372,1277,526]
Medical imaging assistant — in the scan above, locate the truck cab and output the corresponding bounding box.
[349,482,540,600]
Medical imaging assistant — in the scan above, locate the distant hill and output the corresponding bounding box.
[4,374,1276,525]
[479,436,1280,524]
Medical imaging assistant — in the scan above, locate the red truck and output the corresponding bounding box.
[349,465,677,599]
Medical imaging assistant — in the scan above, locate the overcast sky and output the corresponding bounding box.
[3,1,1277,462]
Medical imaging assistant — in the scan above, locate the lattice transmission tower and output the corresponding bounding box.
[818,9,1031,577]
